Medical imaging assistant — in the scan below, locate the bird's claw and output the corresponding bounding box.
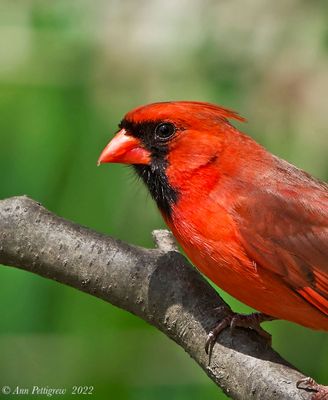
[205,311,274,357]
[205,315,230,355]
[297,377,328,400]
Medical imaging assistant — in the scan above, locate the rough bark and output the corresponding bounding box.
[0,196,316,400]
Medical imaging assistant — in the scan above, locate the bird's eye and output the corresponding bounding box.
[155,122,175,141]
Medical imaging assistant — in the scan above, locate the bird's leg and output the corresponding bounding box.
[296,377,328,400]
[205,309,275,355]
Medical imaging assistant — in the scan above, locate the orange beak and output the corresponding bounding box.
[97,128,151,166]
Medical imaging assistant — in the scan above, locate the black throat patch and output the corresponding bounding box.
[119,118,179,218]
[133,158,179,219]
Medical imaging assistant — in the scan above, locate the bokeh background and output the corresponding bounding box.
[0,1,328,399]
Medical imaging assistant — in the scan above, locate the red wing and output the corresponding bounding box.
[233,187,328,317]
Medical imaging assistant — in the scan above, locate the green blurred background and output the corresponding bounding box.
[0,1,327,399]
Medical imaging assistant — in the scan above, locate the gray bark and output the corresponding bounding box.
[0,196,316,400]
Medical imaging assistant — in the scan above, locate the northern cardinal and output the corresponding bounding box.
[98,101,328,349]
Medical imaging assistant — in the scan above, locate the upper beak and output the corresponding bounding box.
[97,129,151,166]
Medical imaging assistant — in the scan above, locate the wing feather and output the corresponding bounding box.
[233,185,328,317]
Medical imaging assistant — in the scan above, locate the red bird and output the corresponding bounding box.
[98,101,328,348]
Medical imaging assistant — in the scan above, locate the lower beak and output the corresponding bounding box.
[98,129,151,165]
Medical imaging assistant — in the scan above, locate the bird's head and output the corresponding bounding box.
[98,101,245,217]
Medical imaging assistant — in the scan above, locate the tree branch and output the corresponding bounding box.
[0,196,314,400]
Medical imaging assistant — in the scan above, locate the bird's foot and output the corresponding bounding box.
[205,309,274,355]
[297,377,328,400]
